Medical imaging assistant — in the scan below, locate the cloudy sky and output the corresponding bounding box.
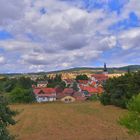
[0,0,140,73]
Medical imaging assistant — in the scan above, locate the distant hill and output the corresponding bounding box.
[45,65,140,74]
[0,65,140,76]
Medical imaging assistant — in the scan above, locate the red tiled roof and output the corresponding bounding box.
[63,88,74,95]
[79,85,103,94]
[90,81,96,86]
[77,80,88,85]
[73,92,84,97]
[91,74,108,81]
[33,88,56,96]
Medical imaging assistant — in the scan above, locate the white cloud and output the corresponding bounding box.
[0,0,139,72]
[0,56,6,64]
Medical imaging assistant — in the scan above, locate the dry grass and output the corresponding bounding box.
[9,101,140,140]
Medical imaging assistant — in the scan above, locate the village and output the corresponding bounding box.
[32,64,109,103]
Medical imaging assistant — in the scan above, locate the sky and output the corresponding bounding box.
[0,0,140,73]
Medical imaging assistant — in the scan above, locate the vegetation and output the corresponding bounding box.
[0,96,16,140]
[88,95,99,101]
[71,81,79,91]
[47,74,66,89]
[119,94,140,134]
[9,88,35,103]
[0,77,36,103]
[76,74,89,80]
[100,71,140,108]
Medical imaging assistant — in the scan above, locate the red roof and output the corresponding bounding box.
[79,85,103,94]
[73,92,84,97]
[77,80,88,85]
[91,74,108,82]
[63,88,74,95]
[90,81,96,86]
[33,88,56,97]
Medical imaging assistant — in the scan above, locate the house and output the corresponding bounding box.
[91,74,108,83]
[33,88,56,103]
[72,91,86,101]
[63,88,74,96]
[61,96,75,103]
[37,81,48,88]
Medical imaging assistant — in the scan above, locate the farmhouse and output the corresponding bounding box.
[33,88,56,103]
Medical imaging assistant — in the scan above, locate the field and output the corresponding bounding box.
[10,102,140,140]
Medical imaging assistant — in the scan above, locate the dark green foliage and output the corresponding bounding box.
[47,74,66,89]
[119,94,140,134]
[100,92,111,105]
[0,77,35,93]
[0,96,16,140]
[100,71,140,108]
[72,81,79,92]
[17,77,32,89]
[76,74,89,80]
[9,87,35,103]
[88,95,99,101]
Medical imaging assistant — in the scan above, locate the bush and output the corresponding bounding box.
[100,92,111,105]
[10,87,35,103]
[88,95,99,101]
[119,94,140,134]
[0,96,16,140]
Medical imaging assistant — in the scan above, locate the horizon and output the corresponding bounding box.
[0,0,140,73]
[0,64,140,74]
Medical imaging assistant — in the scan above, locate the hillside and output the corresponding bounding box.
[40,65,140,74]
[0,65,140,77]
[10,102,140,140]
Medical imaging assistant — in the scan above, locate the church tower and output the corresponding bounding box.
[103,63,108,75]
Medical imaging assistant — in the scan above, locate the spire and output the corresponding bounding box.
[104,63,107,72]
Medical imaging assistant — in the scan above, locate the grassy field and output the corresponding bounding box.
[9,101,140,140]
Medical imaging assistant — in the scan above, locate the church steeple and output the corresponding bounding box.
[104,63,107,72]
[103,63,108,75]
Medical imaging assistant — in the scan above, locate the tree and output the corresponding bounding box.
[0,96,16,140]
[72,81,79,92]
[17,77,32,89]
[10,87,35,103]
[100,71,140,108]
[119,94,140,134]
[76,74,89,80]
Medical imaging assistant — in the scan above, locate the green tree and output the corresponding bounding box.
[100,71,140,108]
[119,94,140,134]
[76,74,89,80]
[17,77,32,89]
[0,96,16,140]
[10,88,35,103]
[72,81,79,92]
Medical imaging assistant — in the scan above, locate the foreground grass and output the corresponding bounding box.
[9,101,140,140]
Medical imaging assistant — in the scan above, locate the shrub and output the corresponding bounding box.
[10,87,35,103]
[100,92,111,105]
[119,94,140,134]
[88,95,99,101]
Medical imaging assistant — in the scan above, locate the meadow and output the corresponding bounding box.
[9,101,140,140]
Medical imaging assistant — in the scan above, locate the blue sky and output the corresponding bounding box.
[0,0,140,73]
